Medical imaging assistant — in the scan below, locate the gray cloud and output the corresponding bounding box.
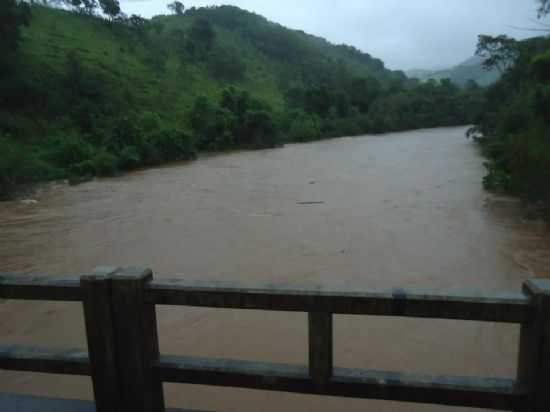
[120,0,542,70]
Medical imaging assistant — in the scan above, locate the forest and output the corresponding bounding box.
[471,0,550,219]
[0,0,545,211]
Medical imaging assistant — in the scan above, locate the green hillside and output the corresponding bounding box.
[0,2,483,198]
[406,56,500,87]
[2,5,398,136]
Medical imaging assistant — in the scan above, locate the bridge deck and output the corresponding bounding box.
[0,392,211,412]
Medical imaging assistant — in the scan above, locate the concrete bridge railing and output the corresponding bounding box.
[1,267,549,411]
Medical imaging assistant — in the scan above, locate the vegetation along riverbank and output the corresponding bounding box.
[470,1,550,221]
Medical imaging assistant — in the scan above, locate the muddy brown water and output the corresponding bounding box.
[1,126,550,411]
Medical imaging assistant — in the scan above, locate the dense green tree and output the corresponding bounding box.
[126,14,148,35]
[68,0,98,15]
[219,87,276,147]
[531,49,550,82]
[189,18,216,52]
[0,0,31,113]
[220,87,250,120]
[285,110,322,142]
[350,77,381,113]
[473,23,550,215]
[189,88,278,150]
[476,35,519,72]
[0,0,31,62]
[167,1,185,16]
[98,0,120,19]
[241,110,277,147]
[189,96,236,150]
[207,48,246,81]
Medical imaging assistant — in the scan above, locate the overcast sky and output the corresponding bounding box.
[120,0,543,70]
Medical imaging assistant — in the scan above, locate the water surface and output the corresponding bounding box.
[1,126,549,411]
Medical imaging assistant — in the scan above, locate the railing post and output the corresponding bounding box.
[111,267,165,412]
[516,279,550,412]
[308,311,333,387]
[81,267,121,412]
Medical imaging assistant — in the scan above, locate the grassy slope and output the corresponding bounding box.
[18,7,208,136]
[14,5,400,139]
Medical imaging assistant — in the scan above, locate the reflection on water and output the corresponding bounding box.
[0,126,548,411]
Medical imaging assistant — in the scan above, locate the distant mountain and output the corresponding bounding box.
[406,56,500,87]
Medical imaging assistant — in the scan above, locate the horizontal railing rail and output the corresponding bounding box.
[0,274,82,301]
[145,279,532,323]
[155,355,524,410]
[1,267,549,411]
[0,345,90,376]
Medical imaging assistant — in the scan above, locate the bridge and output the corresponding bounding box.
[1,266,549,411]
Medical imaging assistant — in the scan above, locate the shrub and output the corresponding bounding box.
[241,110,277,148]
[531,50,550,82]
[143,128,196,164]
[0,136,52,199]
[287,112,322,142]
[91,150,118,176]
[118,145,142,170]
[46,133,92,168]
[189,96,236,151]
[45,134,120,179]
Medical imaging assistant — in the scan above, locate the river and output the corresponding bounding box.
[1,126,549,411]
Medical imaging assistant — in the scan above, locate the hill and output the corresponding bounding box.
[0,2,484,198]
[3,4,401,138]
[406,56,500,87]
